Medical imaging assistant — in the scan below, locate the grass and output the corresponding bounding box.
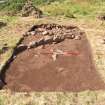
[0,16,23,71]
[0,0,62,14]
[0,0,105,18]
[0,0,26,14]
[41,0,105,18]
[0,90,105,105]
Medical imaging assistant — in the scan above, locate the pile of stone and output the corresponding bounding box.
[27,35,65,49]
[25,24,82,38]
[20,24,83,50]
[21,0,43,18]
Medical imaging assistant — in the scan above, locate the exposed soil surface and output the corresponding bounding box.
[3,24,105,92]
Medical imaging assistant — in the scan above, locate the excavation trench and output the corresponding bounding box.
[2,24,105,92]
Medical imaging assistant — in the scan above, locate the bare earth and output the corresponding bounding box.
[3,24,105,92]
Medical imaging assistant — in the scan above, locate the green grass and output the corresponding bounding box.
[0,0,105,18]
[41,0,105,18]
[0,0,62,13]
[0,0,26,14]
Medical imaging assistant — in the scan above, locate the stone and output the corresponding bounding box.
[53,35,65,43]
[17,44,27,50]
[13,55,17,60]
[37,28,45,32]
[28,41,38,49]
[57,67,64,72]
[52,53,57,61]
[44,35,53,44]
[48,31,54,36]
[15,44,27,55]
[30,31,36,35]
[75,35,81,40]
[66,34,75,39]
[46,24,52,29]
[42,31,48,35]
[37,38,44,45]
[44,35,53,40]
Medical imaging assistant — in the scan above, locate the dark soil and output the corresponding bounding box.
[3,24,105,92]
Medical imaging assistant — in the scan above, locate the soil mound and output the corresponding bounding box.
[3,24,105,92]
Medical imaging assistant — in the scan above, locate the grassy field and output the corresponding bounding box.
[41,0,105,18]
[0,0,105,104]
[0,0,105,18]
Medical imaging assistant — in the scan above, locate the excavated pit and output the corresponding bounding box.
[2,23,105,92]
